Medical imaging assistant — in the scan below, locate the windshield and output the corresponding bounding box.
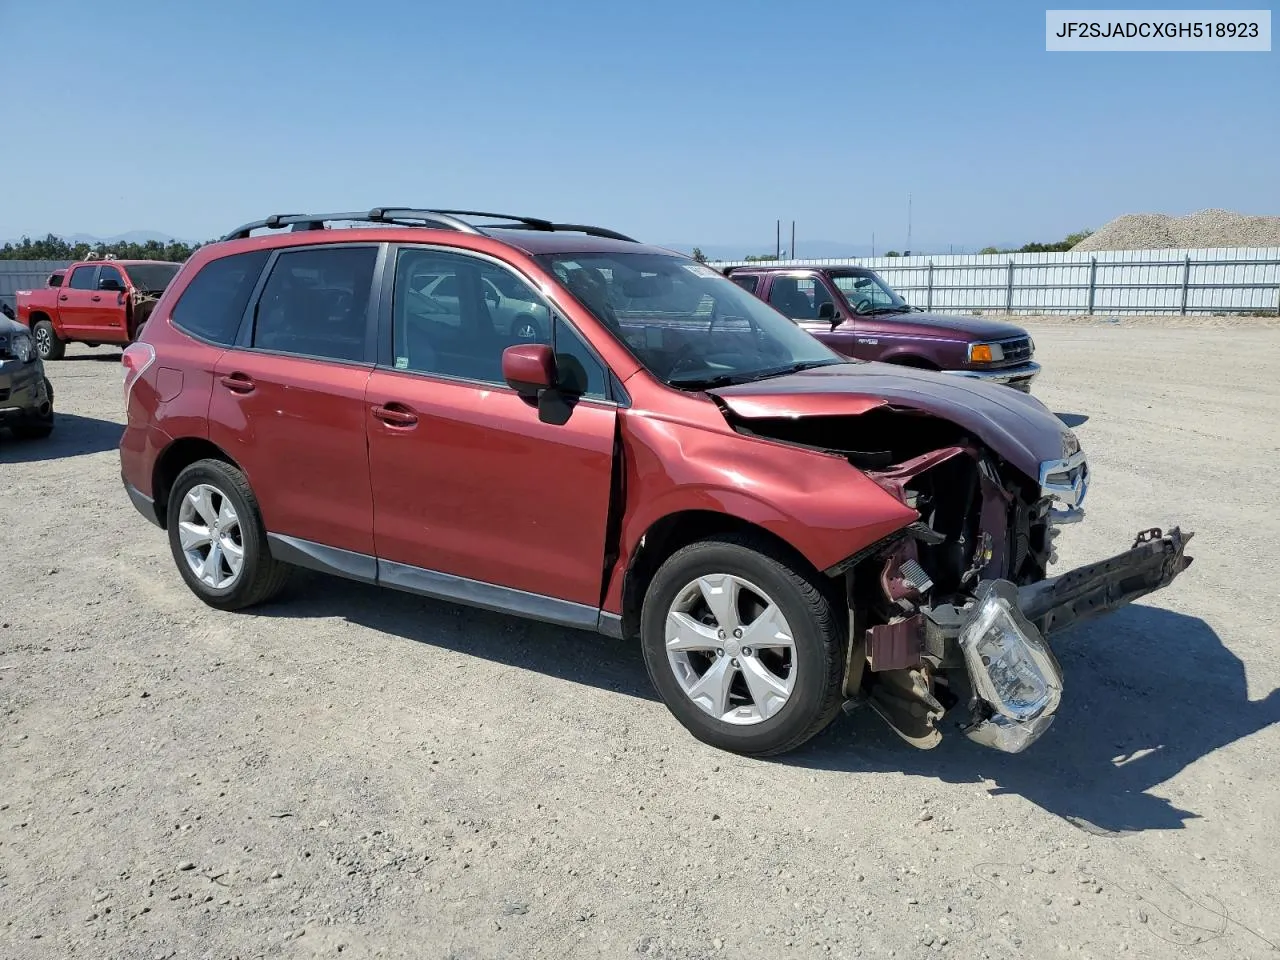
[535,252,844,388]
[124,263,181,293]
[830,270,909,314]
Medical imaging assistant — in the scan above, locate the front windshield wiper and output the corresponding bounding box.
[866,305,913,315]
[670,359,844,390]
[667,372,760,389]
[752,359,846,379]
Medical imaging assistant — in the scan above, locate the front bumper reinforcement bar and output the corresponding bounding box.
[866,527,1193,752]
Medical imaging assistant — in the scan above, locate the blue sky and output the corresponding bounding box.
[1,0,1275,255]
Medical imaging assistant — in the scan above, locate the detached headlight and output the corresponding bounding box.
[958,581,1062,722]
[968,341,1004,363]
[11,331,35,363]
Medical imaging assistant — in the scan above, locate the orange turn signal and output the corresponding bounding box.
[970,344,994,363]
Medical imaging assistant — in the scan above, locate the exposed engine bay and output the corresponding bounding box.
[724,401,1193,753]
[127,289,162,336]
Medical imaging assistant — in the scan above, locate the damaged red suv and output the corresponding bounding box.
[119,209,1192,756]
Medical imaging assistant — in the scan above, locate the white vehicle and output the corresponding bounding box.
[406,271,547,340]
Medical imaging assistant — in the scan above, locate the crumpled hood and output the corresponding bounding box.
[709,362,1075,478]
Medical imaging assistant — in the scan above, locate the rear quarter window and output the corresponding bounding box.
[730,275,759,294]
[170,251,270,345]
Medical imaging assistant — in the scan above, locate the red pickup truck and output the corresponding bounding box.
[15,258,181,360]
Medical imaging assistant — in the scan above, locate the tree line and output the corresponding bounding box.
[979,230,1092,255]
[0,233,206,263]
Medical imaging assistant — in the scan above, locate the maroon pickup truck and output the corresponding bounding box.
[725,266,1040,392]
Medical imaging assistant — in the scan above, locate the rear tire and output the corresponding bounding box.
[639,533,846,756]
[33,320,64,361]
[166,459,291,610]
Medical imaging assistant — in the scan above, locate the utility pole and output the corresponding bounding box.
[907,194,913,255]
[775,219,780,259]
[871,232,875,258]
[791,221,796,261]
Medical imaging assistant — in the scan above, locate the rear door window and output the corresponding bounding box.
[251,246,378,362]
[68,266,97,290]
[171,250,270,345]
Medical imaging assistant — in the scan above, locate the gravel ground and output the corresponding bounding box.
[2,328,1279,960]
[1072,209,1280,251]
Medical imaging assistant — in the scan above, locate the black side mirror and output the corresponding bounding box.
[817,301,839,327]
[99,277,124,292]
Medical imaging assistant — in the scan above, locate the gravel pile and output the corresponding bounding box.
[1073,208,1280,251]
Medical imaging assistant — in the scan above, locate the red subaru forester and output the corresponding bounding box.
[120,209,1192,757]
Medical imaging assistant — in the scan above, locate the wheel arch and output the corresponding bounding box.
[152,437,241,529]
[884,353,939,370]
[618,509,830,643]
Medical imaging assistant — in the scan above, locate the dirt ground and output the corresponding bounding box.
[2,322,1278,960]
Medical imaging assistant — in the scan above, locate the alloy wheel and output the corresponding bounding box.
[177,484,245,589]
[665,574,797,725]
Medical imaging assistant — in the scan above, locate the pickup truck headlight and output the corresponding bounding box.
[967,341,1004,363]
[10,331,35,363]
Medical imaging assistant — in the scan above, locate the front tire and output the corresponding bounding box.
[166,459,291,610]
[32,320,65,361]
[10,378,54,439]
[639,533,846,756]
[510,313,541,340]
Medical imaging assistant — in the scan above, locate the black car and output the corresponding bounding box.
[0,314,55,439]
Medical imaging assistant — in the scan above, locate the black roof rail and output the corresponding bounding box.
[220,209,481,242]
[485,222,638,243]
[221,208,638,243]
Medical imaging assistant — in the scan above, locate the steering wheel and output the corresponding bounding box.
[666,343,758,379]
[663,310,735,376]
[852,299,875,315]
[666,342,709,378]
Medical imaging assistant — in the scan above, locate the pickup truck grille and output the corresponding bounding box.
[1000,336,1032,364]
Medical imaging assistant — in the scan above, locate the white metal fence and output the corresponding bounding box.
[0,260,74,314]
[709,247,1280,315]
